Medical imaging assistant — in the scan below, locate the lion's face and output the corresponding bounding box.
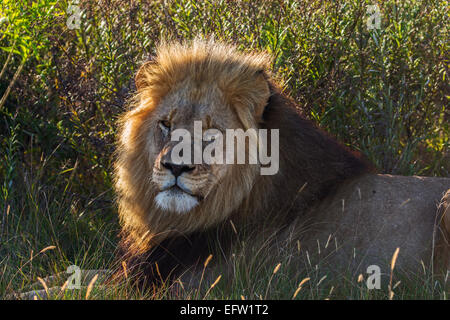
[150,80,245,214]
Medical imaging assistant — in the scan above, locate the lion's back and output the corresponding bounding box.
[291,174,450,279]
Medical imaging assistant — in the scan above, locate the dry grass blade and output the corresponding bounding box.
[293,290,302,301]
[328,286,334,298]
[60,280,69,292]
[155,262,162,282]
[122,261,128,279]
[317,275,327,287]
[39,246,56,254]
[177,279,185,291]
[389,247,400,300]
[393,281,401,290]
[389,291,394,300]
[391,247,400,272]
[229,220,238,234]
[196,254,214,299]
[204,254,213,268]
[325,234,332,249]
[273,263,281,274]
[265,263,282,299]
[85,274,99,300]
[203,275,222,299]
[292,277,310,299]
[357,274,364,283]
[0,59,26,110]
[37,277,49,298]
[298,182,308,193]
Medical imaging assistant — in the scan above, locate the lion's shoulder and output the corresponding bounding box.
[311,174,450,229]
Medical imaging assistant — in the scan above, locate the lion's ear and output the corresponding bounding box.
[234,70,271,128]
[135,58,155,91]
[253,70,271,121]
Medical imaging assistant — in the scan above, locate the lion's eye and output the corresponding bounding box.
[159,120,171,134]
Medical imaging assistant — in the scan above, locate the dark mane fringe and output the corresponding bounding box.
[256,82,373,215]
[115,223,235,288]
[114,81,373,288]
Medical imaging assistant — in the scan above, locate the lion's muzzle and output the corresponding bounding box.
[152,146,215,214]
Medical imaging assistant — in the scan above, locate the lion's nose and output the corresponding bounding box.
[161,160,195,177]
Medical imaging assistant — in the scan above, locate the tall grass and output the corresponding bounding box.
[0,0,448,299]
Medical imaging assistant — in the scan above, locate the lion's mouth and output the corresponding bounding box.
[166,185,203,200]
[158,177,205,201]
[155,185,201,214]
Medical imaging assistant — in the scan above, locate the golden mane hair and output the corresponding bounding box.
[134,39,272,129]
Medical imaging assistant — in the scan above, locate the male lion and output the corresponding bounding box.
[114,39,449,290]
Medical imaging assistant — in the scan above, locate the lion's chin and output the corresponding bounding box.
[155,188,199,214]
